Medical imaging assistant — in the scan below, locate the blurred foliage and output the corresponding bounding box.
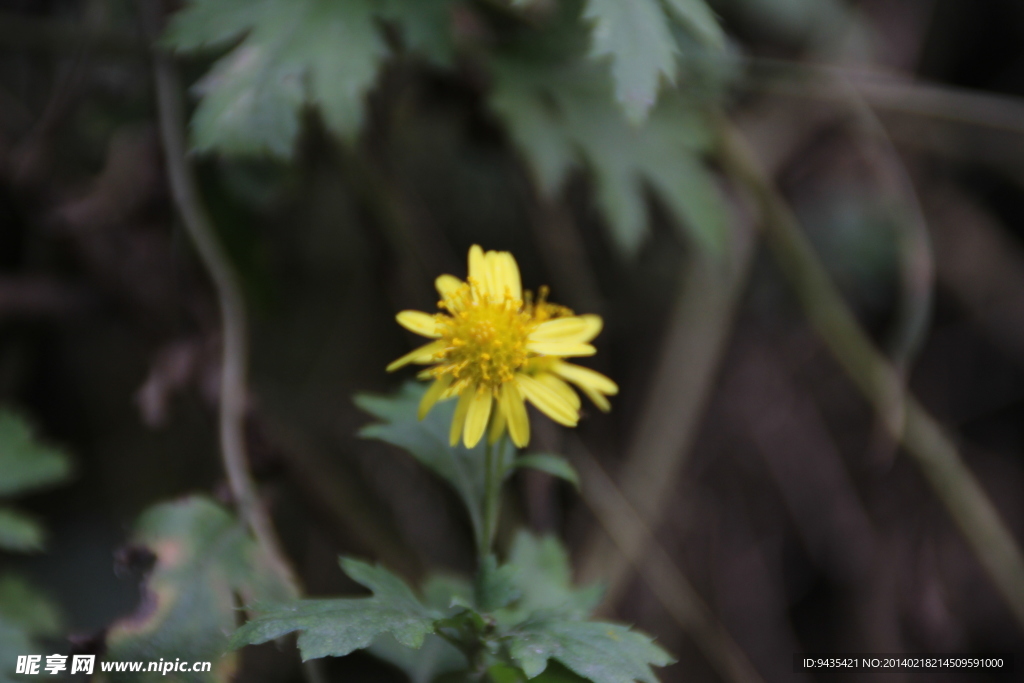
[0,412,69,682]
[98,497,292,683]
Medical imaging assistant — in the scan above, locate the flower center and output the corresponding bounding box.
[433,281,535,392]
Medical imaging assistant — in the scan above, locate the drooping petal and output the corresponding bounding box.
[530,315,602,344]
[517,373,578,427]
[396,310,440,338]
[386,340,446,372]
[526,341,596,357]
[488,402,507,444]
[550,361,619,395]
[463,388,493,448]
[435,274,463,299]
[578,384,612,412]
[419,375,453,420]
[535,373,581,410]
[449,388,475,446]
[500,381,530,447]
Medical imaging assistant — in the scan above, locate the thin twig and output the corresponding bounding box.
[150,40,300,598]
[568,438,766,683]
[717,118,1024,632]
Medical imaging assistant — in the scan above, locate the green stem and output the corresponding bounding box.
[480,439,498,565]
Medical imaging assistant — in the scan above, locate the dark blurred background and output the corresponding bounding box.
[3,0,1024,681]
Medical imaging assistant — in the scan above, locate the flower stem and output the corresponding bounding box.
[480,438,500,566]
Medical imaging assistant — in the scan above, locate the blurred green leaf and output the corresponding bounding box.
[356,382,515,545]
[0,410,72,497]
[490,662,591,683]
[231,557,438,660]
[476,555,521,612]
[489,59,725,255]
[166,0,387,156]
[511,453,579,489]
[582,0,677,123]
[504,619,673,683]
[0,576,63,683]
[505,532,602,620]
[380,0,456,64]
[370,633,468,683]
[661,0,724,47]
[98,496,291,682]
[0,507,45,552]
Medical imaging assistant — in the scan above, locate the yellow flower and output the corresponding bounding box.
[387,245,618,449]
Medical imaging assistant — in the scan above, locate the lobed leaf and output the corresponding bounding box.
[505,532,602,620]
[231,558,438,661]
[489,59,726,256]
[582,0,677,124]
[504,618,673,683]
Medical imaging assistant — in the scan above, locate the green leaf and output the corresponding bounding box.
[0,507,45,552]
[0,619,34,683]
[0,575,62,636]
[490,662,591,683]
[166,0,387,156]
[231,557,438,661]
[98,496,291,682]
[489,59,726,256]
[511,453,579,489]
[660,0,724,47]
[0,410,72,497]
[379,0,456,65]
[506,532,602,619]
[476,555,521,612]
[357,382,515,544]
[582,0,677,123]
[504,618,673,683]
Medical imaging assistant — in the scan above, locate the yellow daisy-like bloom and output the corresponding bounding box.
[387,245,618,449]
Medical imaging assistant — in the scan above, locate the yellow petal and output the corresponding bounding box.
[386,340,445,372]
[449,388,475,446]
[498,252,522,301]
[530,315,602,344]
[483,250,502,302]
[396,310,440,338]
[526,341,596,357]
[579,384,612,412]
[551,361,619,395]
[419,375,453,420]
[436,274,463,299]
[468,245,486,286]
[488,402,507,444]
[517,373,578,427]
[463,388,493,448]
[500,381,530,447]
[535,373,581,410]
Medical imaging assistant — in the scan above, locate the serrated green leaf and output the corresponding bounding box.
[661,0,724,47]
[476,555,521,612]
[97,496,291,682]
[511,453,579,489]
[583,0,677,123]
[357,382,515,545]
[232,557,438,661]
[0,410,72,497]
[504,619,673,683]
[166,0,387,156]
[489,60,726,256]
[506,532,602,620]
[0,507,45,552]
